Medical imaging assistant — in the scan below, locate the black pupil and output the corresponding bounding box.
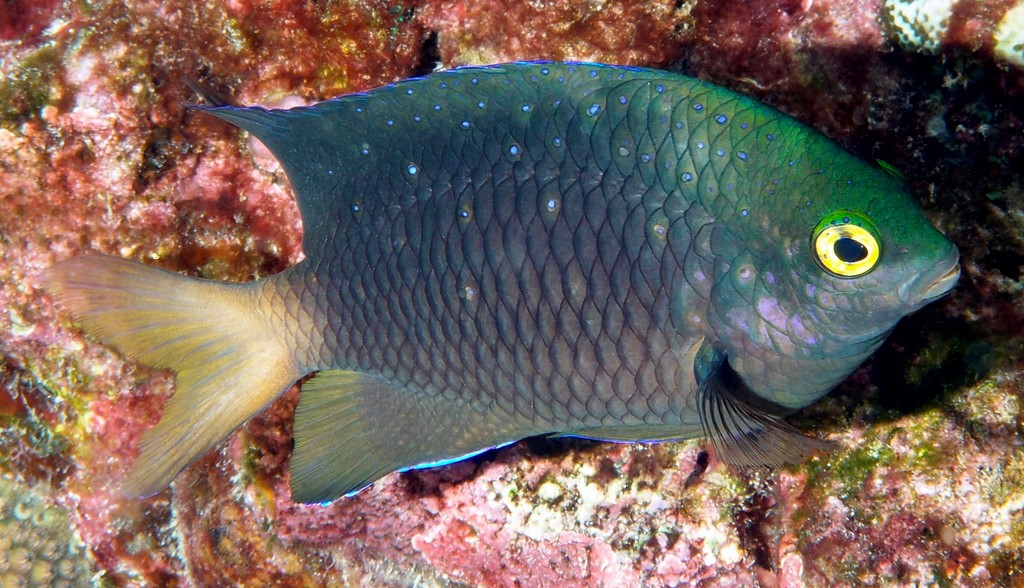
[834,237,868,263]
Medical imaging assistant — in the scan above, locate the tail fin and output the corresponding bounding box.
[41,255,301,497]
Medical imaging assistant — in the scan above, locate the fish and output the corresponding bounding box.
[41,62,961,504]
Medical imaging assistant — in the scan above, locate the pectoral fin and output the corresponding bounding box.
[695,343,835,468]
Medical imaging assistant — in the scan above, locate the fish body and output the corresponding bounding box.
[42,62,960,502]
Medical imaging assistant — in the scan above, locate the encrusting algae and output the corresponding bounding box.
[5,0,1024,583]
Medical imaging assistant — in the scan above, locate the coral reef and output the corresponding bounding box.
[879,0,1024,66]
[883,0,959,54]
[0,475,92,587]
[1,0,1024,586]
[994,3,1024,67]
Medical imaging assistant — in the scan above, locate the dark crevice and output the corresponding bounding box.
[683,450,709,488]
[734,489,776,571]
[410,31,441,78]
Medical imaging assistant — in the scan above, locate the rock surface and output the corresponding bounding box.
[2,0,1023,586]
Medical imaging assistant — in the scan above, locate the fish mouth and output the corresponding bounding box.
[898,247,961,308]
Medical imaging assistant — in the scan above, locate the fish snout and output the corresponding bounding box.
[897,246,961,308]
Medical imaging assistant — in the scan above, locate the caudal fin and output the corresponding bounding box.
[41,255,300,497]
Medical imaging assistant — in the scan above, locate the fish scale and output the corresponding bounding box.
[300,68,736,425]
[42,62,959,502]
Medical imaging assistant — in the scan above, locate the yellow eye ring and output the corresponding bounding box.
[812,212,881,278]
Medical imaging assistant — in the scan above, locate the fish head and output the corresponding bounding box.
[703,153,959,410]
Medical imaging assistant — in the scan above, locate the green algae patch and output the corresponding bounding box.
[809,439,897,503]
[893,406,959,471]
[0,360,82,488]
[0,44,61,127]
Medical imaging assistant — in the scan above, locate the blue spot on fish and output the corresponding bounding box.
[715,114,727,124]
[738,151,748,161]
[588,104,601,116]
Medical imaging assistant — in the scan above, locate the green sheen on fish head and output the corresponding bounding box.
[692,112,959,410]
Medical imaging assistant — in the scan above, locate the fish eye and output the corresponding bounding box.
[812,211,880,278]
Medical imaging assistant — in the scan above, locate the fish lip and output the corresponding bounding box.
[898,249,961,308]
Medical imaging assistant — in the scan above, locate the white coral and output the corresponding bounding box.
[994,3,1024,68]
[883,0,958,54]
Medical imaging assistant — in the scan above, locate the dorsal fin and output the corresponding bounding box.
[695,343,835,469]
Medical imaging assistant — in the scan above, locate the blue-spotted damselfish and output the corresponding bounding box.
[42,62,960,503]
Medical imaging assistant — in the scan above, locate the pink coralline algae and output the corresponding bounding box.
[2,0,1024,586]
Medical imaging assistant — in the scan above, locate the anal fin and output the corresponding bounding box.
[290,370,521,503]
[554,423,702,444]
